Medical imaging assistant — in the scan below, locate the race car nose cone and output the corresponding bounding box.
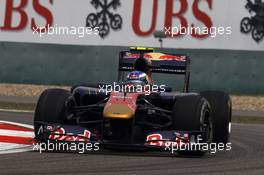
[103,104,135,119]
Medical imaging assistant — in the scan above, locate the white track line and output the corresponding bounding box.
[0,143,33,154]
[0,129,34,138]
[0,108,34,113]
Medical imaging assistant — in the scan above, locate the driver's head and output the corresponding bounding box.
[126,71,148,85]
[134,57,152,75]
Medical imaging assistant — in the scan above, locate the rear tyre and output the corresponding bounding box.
[200,91,232,144]
[172,95,212,156]
[34,89,70,141]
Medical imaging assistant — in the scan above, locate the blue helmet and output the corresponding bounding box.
[126,71,148,85]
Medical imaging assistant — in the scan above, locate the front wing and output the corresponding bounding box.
[35,122,206,152]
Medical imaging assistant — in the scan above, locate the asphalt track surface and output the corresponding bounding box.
[0,111,264,175]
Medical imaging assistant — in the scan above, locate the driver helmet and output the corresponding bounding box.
[126,71,148,85]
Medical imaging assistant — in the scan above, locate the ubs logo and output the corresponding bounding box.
[240,0,264,42]
[86,0,123,38]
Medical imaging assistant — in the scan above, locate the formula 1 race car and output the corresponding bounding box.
[34,47,232,156]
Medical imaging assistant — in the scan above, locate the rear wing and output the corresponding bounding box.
[119,51,189,74]
[118,49,191,92]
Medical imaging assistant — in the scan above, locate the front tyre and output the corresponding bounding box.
[34,89,70,141]
[200,91,232,144]
[172,95,213,156]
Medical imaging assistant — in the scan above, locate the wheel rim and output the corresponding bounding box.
[202,109,213,143]
[65,96,76,121]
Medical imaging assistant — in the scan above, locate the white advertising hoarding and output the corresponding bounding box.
[0,0,263,51]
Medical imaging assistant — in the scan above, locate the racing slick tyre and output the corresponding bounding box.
[200,91,232,144]
[34,89,70,141]
[172,95,213,156]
